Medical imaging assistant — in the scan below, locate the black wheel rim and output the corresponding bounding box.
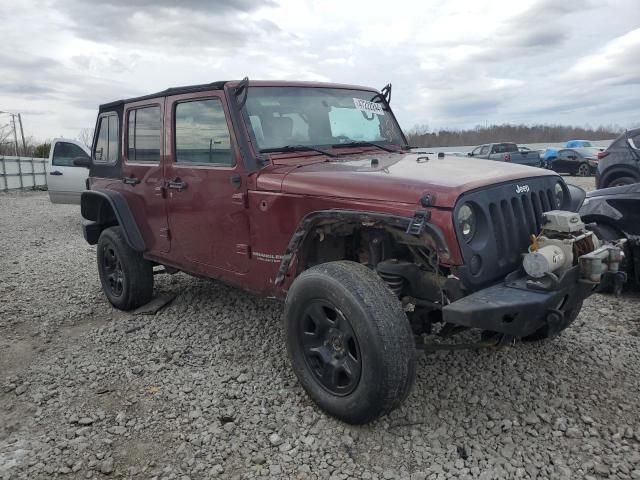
[102,245,124,297]
[298,300,362,396]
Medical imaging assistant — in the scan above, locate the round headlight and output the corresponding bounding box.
[554,182,564,208]
[457,203,476,242]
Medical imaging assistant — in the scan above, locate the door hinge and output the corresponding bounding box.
[236,244,251,258]
[232,192,248,208]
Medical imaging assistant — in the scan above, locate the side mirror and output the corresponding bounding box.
[567,184,586,212]
[73,156,91,168]
[467,152,473,156]
[628,138,638,150]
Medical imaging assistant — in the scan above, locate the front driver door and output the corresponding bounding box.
[48,140,90,204]
[164,91,250,274]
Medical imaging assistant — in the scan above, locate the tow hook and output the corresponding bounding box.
[545,309,564,336]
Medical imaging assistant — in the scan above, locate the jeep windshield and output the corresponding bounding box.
[243,86,406,154]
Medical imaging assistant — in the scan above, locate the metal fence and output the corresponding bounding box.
[0,156,48,191]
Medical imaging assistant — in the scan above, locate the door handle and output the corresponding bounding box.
[167,179,187,191]
[123,176,140,185]
[50,171,62,176]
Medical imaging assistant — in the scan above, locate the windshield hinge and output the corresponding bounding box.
[406,209,431,235]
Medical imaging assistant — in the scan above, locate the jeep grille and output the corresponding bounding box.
[453,176,569,290]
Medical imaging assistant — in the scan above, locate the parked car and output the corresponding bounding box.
[550,147,599,176]
[467,142,541,167]
[76,79,622,424]
[596,128,640,188]
[579,182,640,290]
[47,138,90,204]
[543,140,603,167]
[565,140,594,148]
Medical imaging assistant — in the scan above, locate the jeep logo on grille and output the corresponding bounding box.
[515,184,530,194]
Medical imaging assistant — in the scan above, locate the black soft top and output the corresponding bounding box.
[99,80,229,110]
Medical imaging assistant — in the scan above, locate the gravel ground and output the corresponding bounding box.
[1,177,639,480]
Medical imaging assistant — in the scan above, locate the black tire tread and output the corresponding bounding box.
[285,261,416,424]
[97,226,153,310]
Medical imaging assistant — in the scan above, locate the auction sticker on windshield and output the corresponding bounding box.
[353,98,385,116]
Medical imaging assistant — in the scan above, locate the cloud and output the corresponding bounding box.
[1,0,638,141]
[565,28,640,86]
[52,0,282,51]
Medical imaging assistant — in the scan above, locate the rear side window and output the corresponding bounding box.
[127,106,161,162]
[175,99,233,166]
[52,142,89,167]
[94,113,119,164]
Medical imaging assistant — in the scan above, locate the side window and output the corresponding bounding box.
[557,150,569,159]
[94,114,119,164]
[175,98,233,166]
[127,106,161,162]
[479,146,490,155]
[471,147,481,155]
[52,142,89,167]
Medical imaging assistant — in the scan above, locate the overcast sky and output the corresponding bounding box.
[0,0,638,142]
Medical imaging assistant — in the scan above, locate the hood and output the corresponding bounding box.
[262,152,558,208]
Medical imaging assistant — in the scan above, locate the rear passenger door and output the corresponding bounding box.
[120,101,170,254]
[164,91,250,274]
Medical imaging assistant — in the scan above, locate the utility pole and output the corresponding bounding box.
[11,114,19,156]
[17,114,26,155]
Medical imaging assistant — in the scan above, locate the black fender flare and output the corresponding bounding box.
[80,189,146,252]
[274,209,449,286]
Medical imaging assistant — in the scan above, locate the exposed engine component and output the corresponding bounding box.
[522,210,623,284]
[579,244,626,283]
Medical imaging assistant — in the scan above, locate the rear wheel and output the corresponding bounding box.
[609,176,637,187]
[576,163,591,177]
[284,261,416,424]
[97,226,153,310]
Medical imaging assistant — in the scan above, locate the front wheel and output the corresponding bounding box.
[576,163,591,177]
[284,261,416,424]
[97,226,154,310]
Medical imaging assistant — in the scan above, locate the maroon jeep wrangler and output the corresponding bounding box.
[78,79,623,424]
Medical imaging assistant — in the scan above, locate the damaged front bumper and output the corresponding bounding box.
[442,266,593,337]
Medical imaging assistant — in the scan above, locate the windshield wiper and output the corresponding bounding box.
[332,140,404,153]
[259,145,337,158]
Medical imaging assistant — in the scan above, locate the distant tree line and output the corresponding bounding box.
[405,123,625,148]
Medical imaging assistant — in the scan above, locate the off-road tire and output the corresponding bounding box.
[284,261,416,424]
[522,300,583,341]
[97,226,153,311]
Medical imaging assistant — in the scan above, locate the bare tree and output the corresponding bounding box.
[0,121,16,155]
[78,128,94,149]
